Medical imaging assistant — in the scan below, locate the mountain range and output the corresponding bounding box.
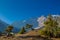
[12,15,60,32]
[12,17,38,33]
[0,15,60,33]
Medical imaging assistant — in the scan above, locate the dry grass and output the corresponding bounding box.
[0,35,60,40]
[0,30,60,40]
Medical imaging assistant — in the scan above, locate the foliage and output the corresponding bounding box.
[5,26,13,37]
[19,27,26,34]
[6,26,13,33]
[26,24,33,30]
[40,15,60,37]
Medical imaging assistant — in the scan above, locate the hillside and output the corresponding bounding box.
[0,29,60,40]
[12,17,38,33]
[0,20,9,32]
[15,29,40,37]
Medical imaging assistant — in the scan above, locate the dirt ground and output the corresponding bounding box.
[0,36,60,40]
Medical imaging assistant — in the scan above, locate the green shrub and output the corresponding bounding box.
[19,27,26,34]
[39,15,60,38]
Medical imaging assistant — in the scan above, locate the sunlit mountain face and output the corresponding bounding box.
[35,15,60,29]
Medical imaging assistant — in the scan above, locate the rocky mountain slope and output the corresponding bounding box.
[0,20,9,32]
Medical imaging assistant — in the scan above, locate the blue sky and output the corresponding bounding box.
[0,0,60,24]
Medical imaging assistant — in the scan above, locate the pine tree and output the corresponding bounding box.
[19,27,26,34]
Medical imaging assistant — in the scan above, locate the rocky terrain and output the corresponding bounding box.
[0,30,59,40]
[0,35,60,40]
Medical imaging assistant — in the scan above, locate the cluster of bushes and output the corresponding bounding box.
[0,22,34,37]
[19,24,34,34]
[1,24,33,37]
[39,15,60,38]
[0,26,14,37]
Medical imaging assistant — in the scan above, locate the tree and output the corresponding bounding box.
[19,27,26,34]
[44,15,58,37]
[26,24,33,30]
[5,25,13,36]
[40,14,59,37]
